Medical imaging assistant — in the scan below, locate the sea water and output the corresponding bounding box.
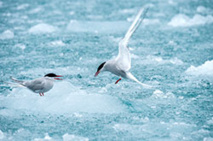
[0,0,213,140]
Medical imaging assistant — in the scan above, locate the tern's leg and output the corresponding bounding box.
[39,93,42,96]
[42,93,44,96]
[115,78,122,84]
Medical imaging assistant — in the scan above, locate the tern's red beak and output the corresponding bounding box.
[54,75,63,80]
[94,71,100,77]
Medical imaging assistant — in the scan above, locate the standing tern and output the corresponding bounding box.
[95,7,151,87]
[10,73,63,96]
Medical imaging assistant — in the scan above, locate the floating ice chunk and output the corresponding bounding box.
[29,7,42,14]
[73,112,83,118]
[34,133,52,141]
[155,57,163,62]
[0,30,14,39]
[0,130,4,140]
[17,4,29,10]
[69,11,75,15]
[197,6,206,13]
[168,14,190,27]
[203,138,213,141]
[14,44,26,50]
[152,90,175,99]
[168,0,176,5]
[185,60,213,76]
[49,40,65,46]
[196,6,211,14]
[168,14,213,27]
[4,81,126,114]
[152,89,164,98]
[29,23,57,34]
[207,118,213,125]
[168,40,174,44]
[153,89,164,95]
[63,133,89,141]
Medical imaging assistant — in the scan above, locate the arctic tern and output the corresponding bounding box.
[10,73,63,96]
[95,7,151,88]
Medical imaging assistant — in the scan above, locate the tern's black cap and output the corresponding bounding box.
[97,62,106,72]
[44,73,57,77]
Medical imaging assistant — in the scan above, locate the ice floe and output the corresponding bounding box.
[203,138,213,141]
[185,60,213,76]
[69,11,75,15]
[29,7,43,14]
[63,133,89,141]
[1,81,127,114]
[168,0,176,5]
[14,44,26,50]
[0,30,14,39]
[151,90,175,99]
[196,6,211,14]
[49,40,65,47]
[34,133,52,141]
[0,130,4,140]
[168,14,213,27]
[29,23,57,34]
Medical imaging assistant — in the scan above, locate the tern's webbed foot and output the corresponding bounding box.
[115,78,122,84]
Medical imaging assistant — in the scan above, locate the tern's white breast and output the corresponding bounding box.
[105,60,127,78]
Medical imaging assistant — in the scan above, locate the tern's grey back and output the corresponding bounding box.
[25,78,54,93]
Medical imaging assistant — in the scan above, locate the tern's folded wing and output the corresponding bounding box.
[25,78,45,92]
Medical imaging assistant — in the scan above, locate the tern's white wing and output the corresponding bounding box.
[115,7,149,71]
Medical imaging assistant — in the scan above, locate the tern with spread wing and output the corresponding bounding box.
[95,7,151,87]
[10,73,63,96]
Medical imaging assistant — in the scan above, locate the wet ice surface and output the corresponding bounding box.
[0,0,213,140]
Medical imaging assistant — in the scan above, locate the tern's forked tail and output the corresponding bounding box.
[10,76,25,86]
[126,72,152,88]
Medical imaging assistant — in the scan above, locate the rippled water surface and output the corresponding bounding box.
[0,0,213,140]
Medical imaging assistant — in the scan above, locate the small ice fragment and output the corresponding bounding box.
[29,23,57,34]
[15,44,26,50]
[63,133,89,141]
[168,14,213,27]
[0,130,4,140]
[0,30,14,39]
[50,40,65,46]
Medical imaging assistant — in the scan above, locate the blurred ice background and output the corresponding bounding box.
[0,0,213,140]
